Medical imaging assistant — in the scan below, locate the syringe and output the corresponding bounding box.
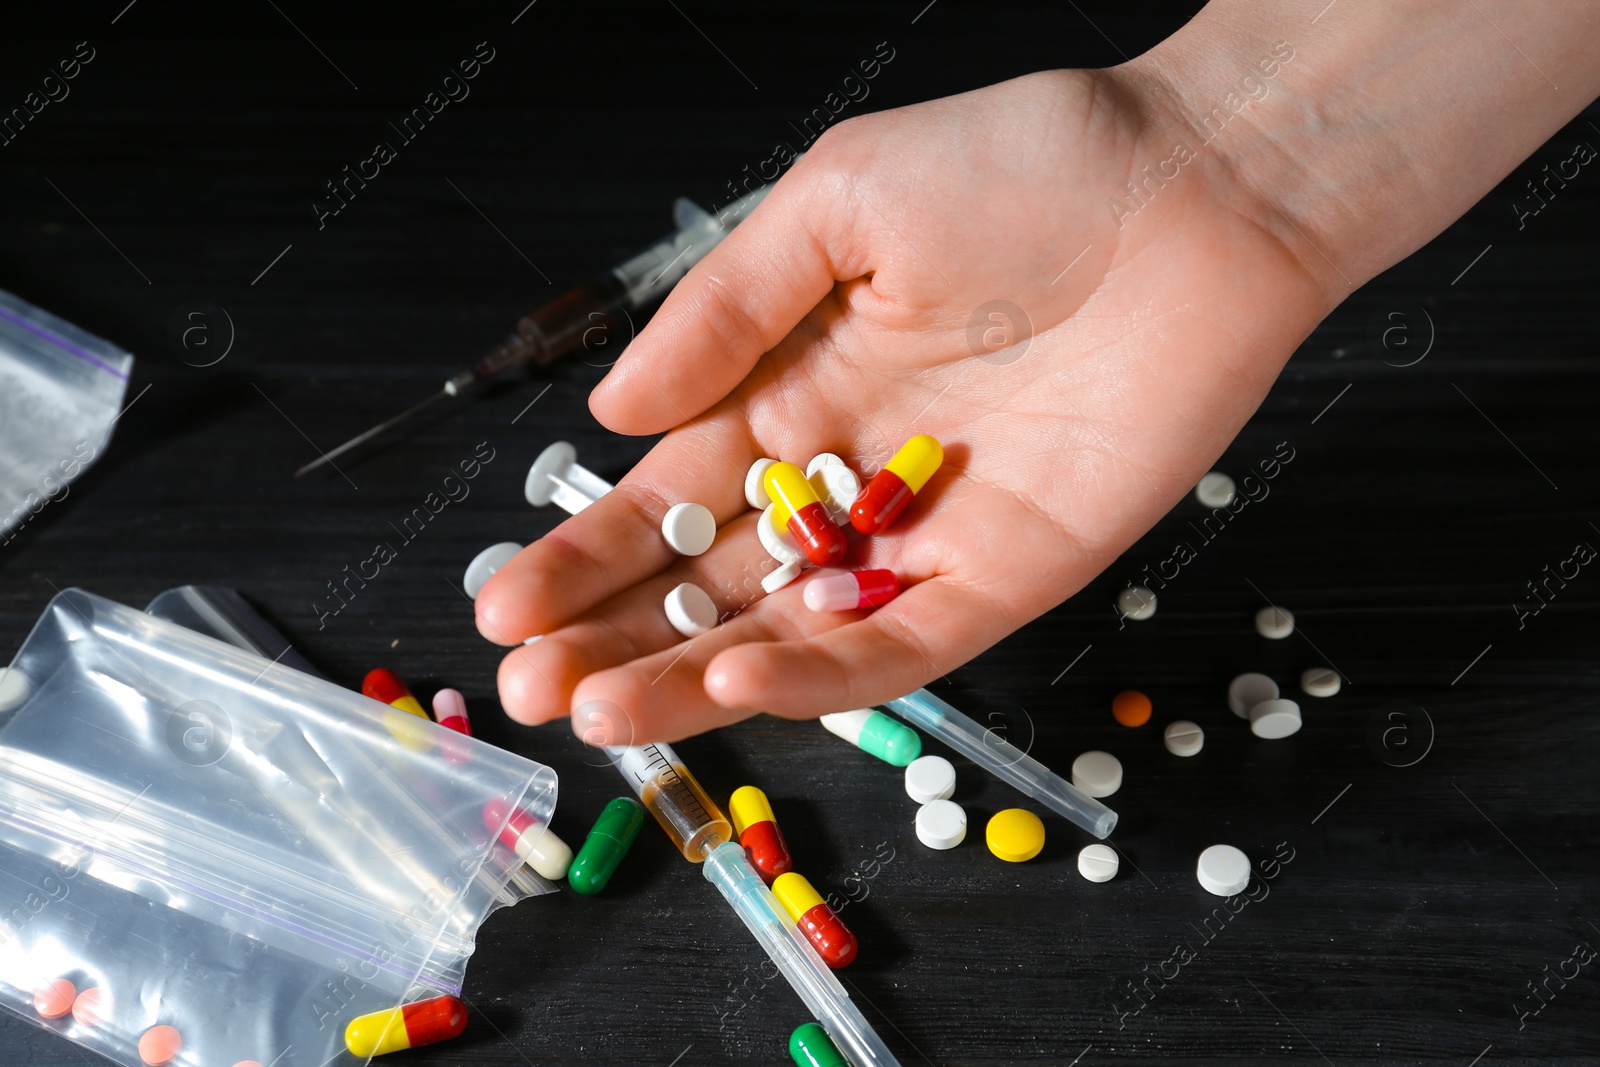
[884,689,1118,839]
[296,185,774,478]
[605,742,902,1067]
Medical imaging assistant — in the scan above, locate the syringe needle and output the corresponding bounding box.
[293,387,452,479]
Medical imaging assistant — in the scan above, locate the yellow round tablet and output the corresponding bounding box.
[986,808,1045,862]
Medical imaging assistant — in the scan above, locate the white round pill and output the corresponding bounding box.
[0,668,30,714]
[1077,843,1119,883]
[1228,672,1279,719]
[1255,605,1294,639]
[1118,586,1157,621]
[464,541,523,600]
[662,502,717,556]
[1071,750,1122,798]
[1163,720,1205,757]
[664,583,718,637]
[744,458,776,510]
[761,559,803,594]
[904,756,956,805]
[1196,844,1251,896]
[1195,471,1236,508]
[810,463,861,526]
[1301,667,1341,697]
[1249,697,1303,739]
[757,503,804,565]
[805,452,845,477]
[915,799,967,850]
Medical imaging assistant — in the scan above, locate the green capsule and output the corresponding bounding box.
[568,797,644,895]
[819,709,921,766]
[789,1022,848,1067]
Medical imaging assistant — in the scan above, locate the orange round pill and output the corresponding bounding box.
[232,1061,266,1067]
[72,987,110,1026]
[33,978,76,1019]
[1112,690,1152,727]
[139,1024,183,1066]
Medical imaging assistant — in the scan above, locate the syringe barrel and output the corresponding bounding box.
[885,690,1117,839]
[704,843,902,1067]
[605,743,731,862]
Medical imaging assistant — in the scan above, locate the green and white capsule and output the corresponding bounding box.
[819,709,921,767]
[568,797,645,895]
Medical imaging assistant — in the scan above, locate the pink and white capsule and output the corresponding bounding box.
[432,688,472,736]
[803,569,900,613]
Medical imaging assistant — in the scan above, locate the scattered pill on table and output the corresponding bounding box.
[139,1025,183,1066]
[1163,720,1205,756]
[1196,844,1251,896]
[33,978,75,1019]
[0,667,28,713]
[1112,690,1152,727]
[664,582,719,638]
[729,785,794,885]
[803,569,899,612]
[915,799,967,850]
[850,434,943,535]
[1301,667,1341,697]
[1228,672,1279,719]
[568,797,644,896]
[904,755,956,804]
[1255,605,1295,639]
[774,872,858,968]
[759,502,806,565]
[820,709,921,766]
[1250,698,1303,739]
[790,1021,849,1067]
[761,559,803,593]
[1118,585,1157,621]
[766,462,849,566]
[463,541,521,599]
[71,987,109,1027]
[483,799,573,881]
[1195,471,1236,508]
[344,996,468,1058]
[661,502,717,556]
[804,452,845,477]
[745,458,777,509]
[986,808,1045,862]
[1077,843,1120,882]
[1071,750,1123,798]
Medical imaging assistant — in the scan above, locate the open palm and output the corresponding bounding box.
[476,68,1333,743]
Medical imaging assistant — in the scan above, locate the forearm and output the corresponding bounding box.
[1123,0,1600,305]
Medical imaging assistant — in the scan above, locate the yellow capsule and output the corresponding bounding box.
[345,996,468,1057]
[390,694,428,718]
[382,708,435,753]
[772,871,826,925]
[728,785,777,837]
[762,462,847,567]
[763,462,823,514]
[884,435,943,494]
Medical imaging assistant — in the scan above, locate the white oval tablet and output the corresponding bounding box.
[1255,605,1294,639]
[1118,586,1156,621]
[1228,672,1279,719]
[745,458,777,510]
[915,799,967,850]
[0,668,30,714]
[805,452,845,477]
[810,463,861,526]
[1077,843,1119,883]
[761,559,803,594]
[1301,667,1341,697]
[1163,720,1205,757]
[464,541,523,600]
[758,503,803,565]
[1249,697,1303,739]
[1071,750,1123,798]
[904,755,956,805]
[664,582,718,637]
[1196,844,1251,896]
[1195,471,1236,508]
[662,502,717,556]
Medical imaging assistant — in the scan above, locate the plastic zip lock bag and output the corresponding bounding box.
[0,589,559,1067]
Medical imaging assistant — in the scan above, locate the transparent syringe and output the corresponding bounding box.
[884,689,1118,839]
[604,743,902,1067]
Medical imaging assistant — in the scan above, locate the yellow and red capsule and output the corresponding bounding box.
[763,462,848,567]
[728,785,793,884]
[344,996,468,1057]
[361,668,433,752]
[850,435,943,535]
[773,872,857,969]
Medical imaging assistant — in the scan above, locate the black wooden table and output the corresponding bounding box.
[2,3,1596,1064]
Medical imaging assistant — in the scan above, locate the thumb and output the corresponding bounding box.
[589,162,854,435]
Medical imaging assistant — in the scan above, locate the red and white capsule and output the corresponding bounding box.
[803,569,899,613]
[483,798,573,881]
